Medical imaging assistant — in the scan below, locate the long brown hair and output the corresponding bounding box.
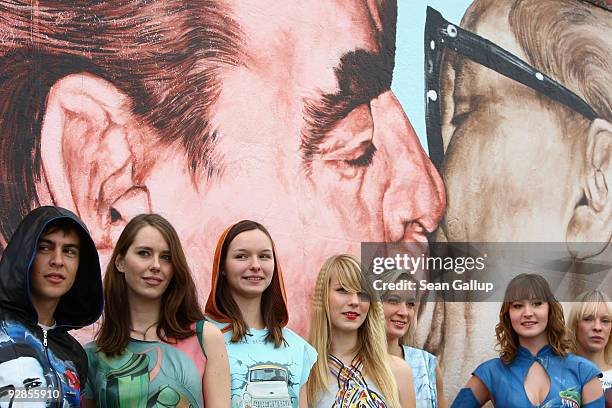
[205,220,288,347]
[495,273,570,364]
[96,213,203,356]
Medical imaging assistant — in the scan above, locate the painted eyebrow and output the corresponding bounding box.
[300,49,392,167]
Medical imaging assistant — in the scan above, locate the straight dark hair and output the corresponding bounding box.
[214,220,287,347]
[96,213,203,356]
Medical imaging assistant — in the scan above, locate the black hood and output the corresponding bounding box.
[0,206,103,328]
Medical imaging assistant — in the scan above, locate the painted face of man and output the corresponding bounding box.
[437,6,585,244]
[136,0,445,330]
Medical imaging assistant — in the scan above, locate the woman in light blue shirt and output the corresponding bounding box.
[380,270,446,408]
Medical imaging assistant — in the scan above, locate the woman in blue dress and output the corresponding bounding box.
[380,270,446,408]
[451,273,604,407]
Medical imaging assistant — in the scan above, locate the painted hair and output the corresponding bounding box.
[96,213,203,356]
[0,1,241,244]
[495,273,570,364]
[307,254,400,407]
[205,220,288,347]
[379,269,419,346]
[567,290,612,365]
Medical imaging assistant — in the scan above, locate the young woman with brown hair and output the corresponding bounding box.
[380,270,446,408]
[83,213,229,407]
[451,273,604,407]
[205,219,316,408]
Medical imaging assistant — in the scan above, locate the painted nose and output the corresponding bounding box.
[372,91,446,243]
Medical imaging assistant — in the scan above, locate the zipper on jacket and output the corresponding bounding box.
[42,328,63,408]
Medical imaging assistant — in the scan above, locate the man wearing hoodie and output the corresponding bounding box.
[0,206,103,407]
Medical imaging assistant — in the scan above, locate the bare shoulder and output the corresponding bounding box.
[202,321,225,347]
[389,354,413,379]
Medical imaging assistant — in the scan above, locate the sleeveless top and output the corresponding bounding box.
[313,355,389,407]
[402,345,438,408]
[83,334,206,407]
[473,345,601,408]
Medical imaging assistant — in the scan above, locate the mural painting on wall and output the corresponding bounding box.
[0,0,610,400]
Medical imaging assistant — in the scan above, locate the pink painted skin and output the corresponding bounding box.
[64,0,445,340]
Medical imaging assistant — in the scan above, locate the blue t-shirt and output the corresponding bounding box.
[474,345,601,408]
[209,320,317,408]
[402,345,438,408]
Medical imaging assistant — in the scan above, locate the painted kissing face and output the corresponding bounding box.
[140,0,444,333]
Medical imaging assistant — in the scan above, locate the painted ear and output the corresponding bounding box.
[40,73,152,250]
[567,119,612,257]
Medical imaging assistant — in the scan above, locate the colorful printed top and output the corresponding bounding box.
[402,345,438,408]
[312,354,388,407]
[83,335,206,408]
[0,207,104,408]
[208,321,316,408]
[473,345,601,408]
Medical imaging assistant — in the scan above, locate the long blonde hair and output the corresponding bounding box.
[567,290,612,365]
[307,254,400,407]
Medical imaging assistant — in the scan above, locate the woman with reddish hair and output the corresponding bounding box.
[205,220,316,408]
[451,273,604,407]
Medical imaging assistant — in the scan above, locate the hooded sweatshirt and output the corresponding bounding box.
[0,206,103,407]
[204,222,316,408]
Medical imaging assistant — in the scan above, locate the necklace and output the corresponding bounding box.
[130,321,159,340]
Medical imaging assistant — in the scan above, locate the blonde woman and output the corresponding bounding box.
[307,254,415,407]
[567,290,612,398]
[380,270,446,408]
